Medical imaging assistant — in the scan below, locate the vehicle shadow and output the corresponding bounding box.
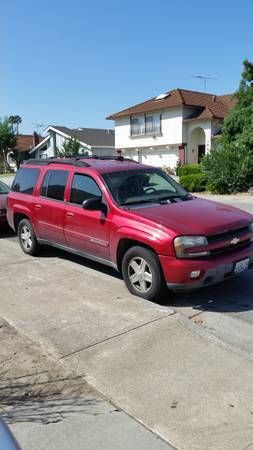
[0,226,16,239]
[162,271,253,314]
[39,245,122,280]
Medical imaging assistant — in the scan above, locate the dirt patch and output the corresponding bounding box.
[0,318,102,425]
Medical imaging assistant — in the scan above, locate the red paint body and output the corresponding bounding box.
[7,160,253,290]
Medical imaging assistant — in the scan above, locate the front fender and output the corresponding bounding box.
[111,225,172,265]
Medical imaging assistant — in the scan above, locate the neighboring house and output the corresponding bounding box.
[106,88,236,169]
[7,133,42,169]
[30,126,115,159]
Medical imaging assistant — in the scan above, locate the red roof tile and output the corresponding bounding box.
[107,89,236,120]
[15,134,43,153]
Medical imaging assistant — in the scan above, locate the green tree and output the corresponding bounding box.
[202,59,253,193]
[60,138,81,157]
[0,119,17,172]
[8,115,22,134]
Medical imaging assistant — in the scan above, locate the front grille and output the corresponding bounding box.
[209,239,251,256]
[207,225,252,256]
[207,226,249,244]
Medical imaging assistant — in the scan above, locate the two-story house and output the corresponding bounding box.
[107,89,236,169]
[30,126,115,159]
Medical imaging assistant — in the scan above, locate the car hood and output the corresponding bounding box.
[131,197,252,236]
[0,193,7,209]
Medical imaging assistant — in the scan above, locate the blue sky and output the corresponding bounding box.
[2,0,253,134]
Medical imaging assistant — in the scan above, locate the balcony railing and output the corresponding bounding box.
[130,124,161,137]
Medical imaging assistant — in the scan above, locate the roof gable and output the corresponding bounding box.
[47,126,115,147]
[107,88,236,120]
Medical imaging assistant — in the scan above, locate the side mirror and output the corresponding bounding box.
[82,197,104,211]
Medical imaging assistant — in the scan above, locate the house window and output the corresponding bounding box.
[130,116,143,136]
[145,115,161,134]
[130,114,161,137]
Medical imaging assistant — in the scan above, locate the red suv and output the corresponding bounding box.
[7,157,253,300]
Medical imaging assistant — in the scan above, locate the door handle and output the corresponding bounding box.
[66,212,74,217]
[35,204,42,209]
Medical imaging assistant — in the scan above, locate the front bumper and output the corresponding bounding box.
[159,243,253,292]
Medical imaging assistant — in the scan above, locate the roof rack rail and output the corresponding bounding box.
[23,158,90,167]
[85,155,139,163]
[23,155,138,167]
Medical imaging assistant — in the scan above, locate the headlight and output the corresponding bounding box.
[174,236,209,258]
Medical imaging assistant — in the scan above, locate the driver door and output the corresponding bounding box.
[64,173,111,260]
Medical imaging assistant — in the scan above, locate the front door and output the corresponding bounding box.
[198,145,205,163]
[64,173,111,260]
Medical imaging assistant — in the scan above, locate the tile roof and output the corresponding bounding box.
[107,88,236,120]
[15,134,43,153]
[51,126,115,147]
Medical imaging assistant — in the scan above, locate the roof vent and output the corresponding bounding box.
[155,92,169,100]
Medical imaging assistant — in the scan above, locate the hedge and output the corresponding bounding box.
[180,173,207,192]
[177,164,201,177]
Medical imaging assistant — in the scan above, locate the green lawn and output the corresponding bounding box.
[0,173,14,177]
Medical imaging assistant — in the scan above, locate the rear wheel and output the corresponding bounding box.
[122,246,166,301]
[18,219,39,256]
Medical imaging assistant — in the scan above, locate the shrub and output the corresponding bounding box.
[201,145,253,194]
[177,164,201,177]
[180,173,207,192]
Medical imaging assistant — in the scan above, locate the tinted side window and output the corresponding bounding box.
[41,170,69,201]
[12,168,40,195]
[70,174,101,205]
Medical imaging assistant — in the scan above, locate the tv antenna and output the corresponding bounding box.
[32,123,46,134]
[193,75,218,92]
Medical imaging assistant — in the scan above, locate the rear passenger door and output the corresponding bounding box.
[34,169,69,245]
[64,173,111,260]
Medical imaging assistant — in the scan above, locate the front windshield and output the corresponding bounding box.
[0,181,10,194]
[102,168,189,206]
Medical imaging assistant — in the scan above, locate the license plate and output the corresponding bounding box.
[234,258,250,274]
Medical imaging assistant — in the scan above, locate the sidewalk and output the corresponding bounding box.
[0,318,173,450]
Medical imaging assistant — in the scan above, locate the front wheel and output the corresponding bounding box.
[18,219,40,256]
[122,246,166,301]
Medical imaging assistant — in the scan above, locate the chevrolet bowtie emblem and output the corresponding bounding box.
[231,237,240,245]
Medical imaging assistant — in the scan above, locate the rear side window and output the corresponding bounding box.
[12,168,40,195]
[40,170,69,201]
[70,174,101,205]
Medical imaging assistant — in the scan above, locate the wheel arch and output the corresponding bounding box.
[14,212,31,232]
[116,238,157,273]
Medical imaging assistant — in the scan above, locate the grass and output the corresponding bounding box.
[0,172,14,177]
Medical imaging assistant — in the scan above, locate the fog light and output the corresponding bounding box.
[190,270,201,279]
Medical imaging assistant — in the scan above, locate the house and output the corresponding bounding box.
[7,133,43,169]
[30,126,115,159]
[106,88,236,169]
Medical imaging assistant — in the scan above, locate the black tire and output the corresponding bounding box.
[122,246,166,301]
[18,219,40,256]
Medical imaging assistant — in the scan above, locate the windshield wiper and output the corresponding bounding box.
[158,194,192,202]
[120,199,160,206]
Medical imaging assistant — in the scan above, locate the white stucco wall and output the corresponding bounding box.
[122,146,178,169]
[115,107,183,149]
[186,120,212,164]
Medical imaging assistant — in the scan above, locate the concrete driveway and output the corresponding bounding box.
[0,193,252,449]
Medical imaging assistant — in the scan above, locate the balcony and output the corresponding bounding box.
[130,124,162,137]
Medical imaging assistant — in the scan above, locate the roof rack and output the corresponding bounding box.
[23,157,90,167]
[23,155,139,167]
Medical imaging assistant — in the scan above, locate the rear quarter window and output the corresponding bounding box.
[12,168,40,195]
